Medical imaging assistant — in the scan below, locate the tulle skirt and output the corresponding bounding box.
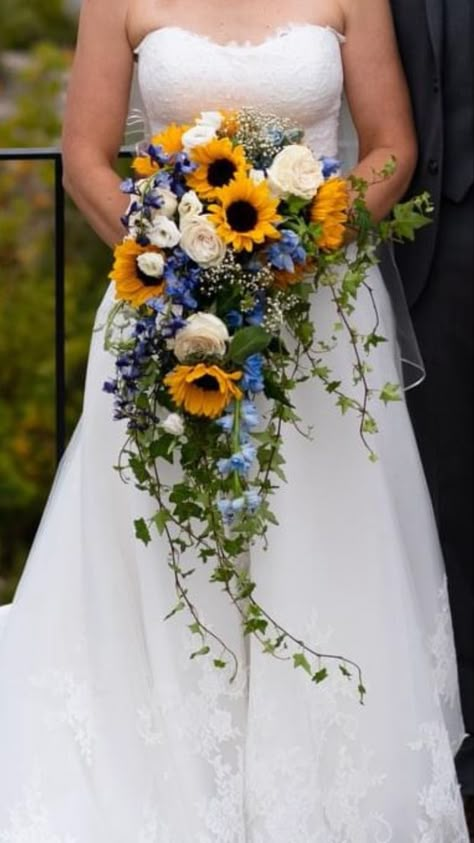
[0,269,468,842]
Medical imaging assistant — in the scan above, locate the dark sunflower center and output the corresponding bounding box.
[226,200,258,232]
[136,260,159,287]
[193,374,220,391]
[207,158,237,188]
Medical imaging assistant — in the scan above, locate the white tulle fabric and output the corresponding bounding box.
[0,23,468,842]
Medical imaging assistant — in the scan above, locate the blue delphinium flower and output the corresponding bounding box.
[217,496,246,524]
[120,178,136,195]
[160,315,186,339]
[225,310,243,330]
[245,489,262,513]
[153,170,173,191]
[103,379,118,394]
[241,399,260,429]
[320,156,341,178]
[217,491,261,524]
[174,151,197,176]
[268,229,306,273]
[147,143,170,166]
[246,297,266,326]
[146,296,166,313]
[217,498,235,524]
[242,354,265,393]
[218,441,256,478]
[215,413,234,434]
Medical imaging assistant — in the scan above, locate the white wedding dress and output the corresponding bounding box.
[0,23,469,842]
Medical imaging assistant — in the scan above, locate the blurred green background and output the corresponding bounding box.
[0,0,116,602]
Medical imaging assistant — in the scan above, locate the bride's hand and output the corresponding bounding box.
[61,0,134,248]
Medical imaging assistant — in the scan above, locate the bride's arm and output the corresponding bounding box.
[62,0,134,247]
[341,0,418,220]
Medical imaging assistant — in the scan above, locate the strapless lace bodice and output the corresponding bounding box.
[135,23,346,155]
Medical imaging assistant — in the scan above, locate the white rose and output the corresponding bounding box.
[148,216,181,249]
[174,313,229,362]
[153,188,178,218]
[267,145,324,200]
[196,110,223,130]
[136,251,165,278]
[161,412,185,436]
[135,183,178,218]
[182,124,217,150]
[249,168,266,185]
[179,218,226,267]
[178,190,204,225]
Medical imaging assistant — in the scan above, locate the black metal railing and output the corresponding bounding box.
[0,146,130,463]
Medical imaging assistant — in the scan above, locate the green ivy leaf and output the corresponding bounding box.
[379,382,401,404]
[129,457,148,484]
[190,645,210,659]
[152,509,170,536]
[229,326,271,364]
[243,618,268,635]
[293,653,312,675]
[150,433,175,462]
[312,667,329,684]
[134,517,151,546]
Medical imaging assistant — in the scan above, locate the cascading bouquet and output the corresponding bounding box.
[104,108,431,698]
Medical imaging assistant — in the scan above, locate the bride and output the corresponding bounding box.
[0,0,469,839]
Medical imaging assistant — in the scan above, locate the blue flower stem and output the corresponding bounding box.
[231,399,243,497]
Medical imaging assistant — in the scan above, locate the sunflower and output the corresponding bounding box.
[273,260,314,290]
[109,240,165,307]
[185,138,248,199]
[310,177,349,251]
[164,363,242,418]
[208,175,282,252]
[220,110,240,137]
[132,123,190,178]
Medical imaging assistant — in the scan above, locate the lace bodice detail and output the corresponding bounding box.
[135,23,345,155]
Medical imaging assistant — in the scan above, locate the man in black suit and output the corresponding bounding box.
[390,0,474,816]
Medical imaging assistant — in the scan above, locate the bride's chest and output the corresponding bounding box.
[135,25,344,127]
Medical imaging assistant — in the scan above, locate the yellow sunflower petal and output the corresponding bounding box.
[208,175,281,252]
[310,177,349,251]
[132,123,190,177]
[109,240,165,307]
[186,138,249,199]
[164,364,242,418]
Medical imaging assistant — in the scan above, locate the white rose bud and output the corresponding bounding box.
[135,183,178,218]
[182,124,217,150]
[267,144,324,200]
[179,218,226,267]
[153,188,178,218]
[249,168,266,185]
[174,313,229,362]
[178,190,204,225]
[161,413,185,436]
[136,251,165,278]
[196,110,223,130]
[148,216,181,249]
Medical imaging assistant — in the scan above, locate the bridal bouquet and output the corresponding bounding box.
[104,108,431,695]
